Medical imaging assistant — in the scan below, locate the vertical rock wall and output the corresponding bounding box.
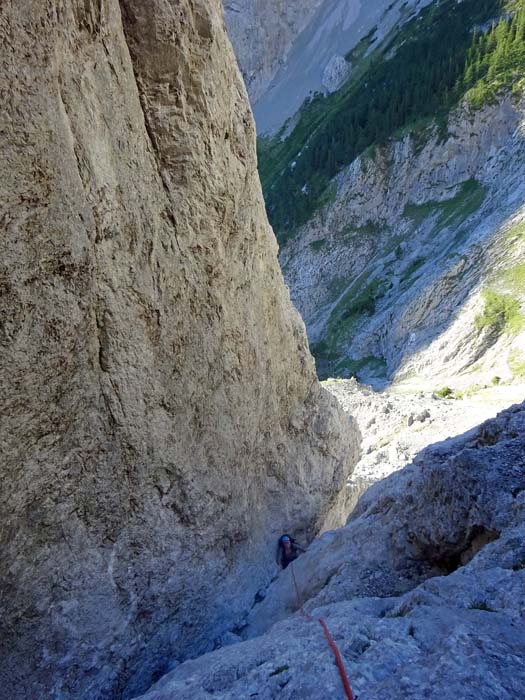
[0,1,359,698]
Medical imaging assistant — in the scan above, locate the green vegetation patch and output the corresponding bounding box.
[465,4,525,108]
[309,238,327,252]
[504,220,525,243]
[464,383,485,397]
[329,277,388,330]
[312,349,387,382]
[502,263,525,291]
[509,348,525,378]
[435,386,454,399]
[333,355,387,380]
[353,221,384,237]
[403,180,486,230]
[437,385,490,400]
[259,0,506,242]
[345,25,377,63]
[438,180,487,226]
[401,257,426,283]
[403,201,437,228]
[310,273,391,378]
[339,221,385,252]
[310,339,338,363]
[475,288,525,334]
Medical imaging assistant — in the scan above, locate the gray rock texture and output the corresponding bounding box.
[321,54,351,93]
[323,377,525,524]
[281,96,525,386]
[0,2,358,699]
[223,0,324,104]
[133,402,525,700]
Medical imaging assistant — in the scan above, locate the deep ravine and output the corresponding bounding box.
[131,400,525,700]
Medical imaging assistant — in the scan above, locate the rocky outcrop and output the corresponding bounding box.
[132,402,525,699]
[324,377,525,523]
[281,95,525,386]
[321,54,351,93]
[0,2,359,699]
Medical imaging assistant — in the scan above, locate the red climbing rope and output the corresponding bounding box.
[290,561,314,621]
[318,617,355,700]
[290,562,354,700]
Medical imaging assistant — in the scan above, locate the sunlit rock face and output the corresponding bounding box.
[0,2,358,698]
[280,95,525,387]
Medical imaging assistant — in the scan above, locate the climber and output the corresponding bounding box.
[276,534,306,570]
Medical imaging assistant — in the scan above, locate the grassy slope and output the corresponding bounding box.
[476,221,525,337]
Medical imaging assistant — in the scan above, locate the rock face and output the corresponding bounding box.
[321,54,351,93]
[323,377,525,523]
[132,402,525,700]
[223,0,324,104]
[0,2,359,699]
[281,96,525,386]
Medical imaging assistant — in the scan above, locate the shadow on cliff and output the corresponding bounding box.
[236,399,525,641]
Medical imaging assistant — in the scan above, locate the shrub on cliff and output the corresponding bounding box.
[475,289,524,334]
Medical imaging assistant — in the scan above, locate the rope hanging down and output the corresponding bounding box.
[290,563,355,700]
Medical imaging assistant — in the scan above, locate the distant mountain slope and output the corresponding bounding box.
[260,0,510,237]
[255,0,525,389]
[224,0,432,134]
[281,93,525,388]
[223,0,324,104]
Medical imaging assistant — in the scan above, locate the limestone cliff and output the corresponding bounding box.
[223,0,324,104]
[281,95,525,389]
[0,2,358,699]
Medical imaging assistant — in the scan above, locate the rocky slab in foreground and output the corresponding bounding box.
[134,402,525,700]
